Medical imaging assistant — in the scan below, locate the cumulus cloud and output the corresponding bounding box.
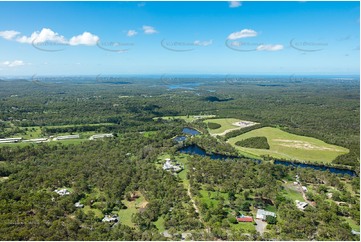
[0,28,100,47]
[194,40,213,46]
[16,28,67,44]
[2,60,25,67]
[68,32,99,46]
[142,25,158,34]
[127,30,138,37]
[229,1,242,8]
[0,30,20,40]
[227,29,257,40]
[256,44,284,51]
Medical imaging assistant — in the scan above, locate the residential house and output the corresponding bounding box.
[236,215,253,222]
[0,137,22,143]
[54,189,70,196]
[74,202,84,208]
[102,214,119,223]
[256,209,276,221]
[53,135,80,141]
[23,138,48,143]
[89,133,114,140]
[163,158,183,173]
[295,200,308,210]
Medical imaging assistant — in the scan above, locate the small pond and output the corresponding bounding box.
[182,128,200,136]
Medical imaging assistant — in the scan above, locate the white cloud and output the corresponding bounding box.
[0,30,20,40]
[229,1,242,8]
[1,28,100,47]
[16,28,67,44]
[227,29,257,40]
[127,30,138,37]
[2,60,25,67]
[256,44,284,51]
[142,25,158,34]
[194,40,213,46]
[68,32,99,46]
[138,2,146,7]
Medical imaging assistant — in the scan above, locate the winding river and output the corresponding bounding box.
[178,144,356,177]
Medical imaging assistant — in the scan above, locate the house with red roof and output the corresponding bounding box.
[236,215,253,222]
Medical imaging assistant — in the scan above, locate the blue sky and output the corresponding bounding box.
[0,1,359,76]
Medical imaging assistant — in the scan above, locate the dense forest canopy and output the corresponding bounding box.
[0,76,359,240]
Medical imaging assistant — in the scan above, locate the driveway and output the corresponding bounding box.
[255,219,267,235]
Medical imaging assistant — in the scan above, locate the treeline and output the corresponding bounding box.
[235,136,270,149]
[41,124,119,135]
[222,123,266,141]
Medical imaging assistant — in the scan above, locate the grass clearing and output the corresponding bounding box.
[343,217,360,231]
[281,186,305,202]
[83,205,103,219]
[118,192,147,227]
[198,189,228,208]
[230,221,256,232]
[154,216,165,232]
[204,118,257,136]
[228,127,349,163]
[143,131,157,137]
[204,118,241,135]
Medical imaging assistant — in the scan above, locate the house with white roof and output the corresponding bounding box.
[295,200,308,210]
[256,209,276,221]
[54,188,71,196]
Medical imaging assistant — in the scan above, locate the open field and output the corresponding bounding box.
[228,127,349,163]
[204,118,257,136]
[0,122,118,147]
[153,216,166,232]
[198,189,228,208]
[153,115,216,123]
[83,206,103,219]
[0,138,88,147]
[2,123,114,139]
[344,217,360,231]
[230,221,256,232]
[281,185,305,202]
[118,192,147,227]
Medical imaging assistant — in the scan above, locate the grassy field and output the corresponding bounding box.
[118,192,148,227]
[0,138,88,147]
[0,122,117,147]
[83,205,103,219]
[154,216,166,232]
[198,189,228,208]
[203,118,257,136]
[282,187,305,202]
[229,221,256,232]
[228,127,349,163]
[153,115,216,123]
[343,217,360,231]
[204,118,241,135]
[142,131,157,137]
